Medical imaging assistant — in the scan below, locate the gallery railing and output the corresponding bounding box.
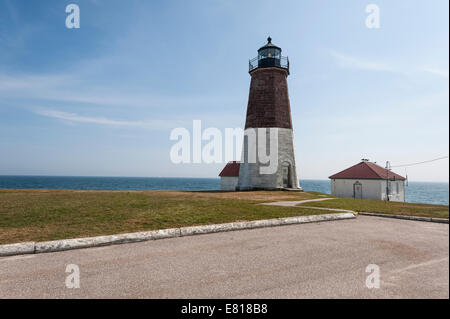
[249,56,289,72]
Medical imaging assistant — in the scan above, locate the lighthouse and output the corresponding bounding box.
[236,37,301,191]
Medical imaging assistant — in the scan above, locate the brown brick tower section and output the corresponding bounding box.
[245,67,292,129]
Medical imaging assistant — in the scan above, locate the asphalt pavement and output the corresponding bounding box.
[0,216,448,298]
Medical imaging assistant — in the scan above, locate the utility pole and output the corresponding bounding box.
[385,161,391,201]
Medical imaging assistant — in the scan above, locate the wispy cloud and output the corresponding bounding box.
[330,51,450,80]
[0,73,239,110]
[0,74,71,90]
[330,51,394,72]
[34,109,185,130]
[423,67,449,78]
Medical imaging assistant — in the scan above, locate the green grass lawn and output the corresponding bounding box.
[0,189,447,245]
[0,189,322,244]
[297,196,449,219]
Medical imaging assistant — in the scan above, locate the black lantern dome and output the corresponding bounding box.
[249,37,289,73]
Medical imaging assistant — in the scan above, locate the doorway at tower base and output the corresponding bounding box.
[236,127,302,191]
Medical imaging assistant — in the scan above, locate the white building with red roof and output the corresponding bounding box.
[218,161,240,191]
[329,160,406,202]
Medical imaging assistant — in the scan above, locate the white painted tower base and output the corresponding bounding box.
[236,128,301,191]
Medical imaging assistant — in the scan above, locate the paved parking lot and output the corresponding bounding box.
[0,216,448,298]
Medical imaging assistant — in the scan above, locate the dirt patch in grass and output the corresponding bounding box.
[182,190,317,201]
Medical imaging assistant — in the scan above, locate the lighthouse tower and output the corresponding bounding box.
[236,37,301,190]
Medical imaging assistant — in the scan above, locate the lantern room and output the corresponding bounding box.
[249,37,289,73]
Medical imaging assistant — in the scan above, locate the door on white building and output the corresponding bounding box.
[353,181,362,199]
[282,163,291,188]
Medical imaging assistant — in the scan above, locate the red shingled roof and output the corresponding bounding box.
[329,161,406,181]
[219,161,240,177]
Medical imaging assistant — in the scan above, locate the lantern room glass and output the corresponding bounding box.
[258,47,281,60]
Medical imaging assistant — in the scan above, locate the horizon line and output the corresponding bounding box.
[0,174,448,184]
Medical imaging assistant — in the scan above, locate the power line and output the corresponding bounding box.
[391,156,449,168]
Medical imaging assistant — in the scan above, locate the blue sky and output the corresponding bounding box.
[0,0,448,182]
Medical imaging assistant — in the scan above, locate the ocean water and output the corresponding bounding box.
[0,176,448,206]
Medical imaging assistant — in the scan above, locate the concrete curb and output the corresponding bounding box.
[0,242,35,257]
[359,212,449,224]
[0,213,355,257]
[34,228,181,254]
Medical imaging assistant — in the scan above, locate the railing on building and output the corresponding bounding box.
[249,56,289,73]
